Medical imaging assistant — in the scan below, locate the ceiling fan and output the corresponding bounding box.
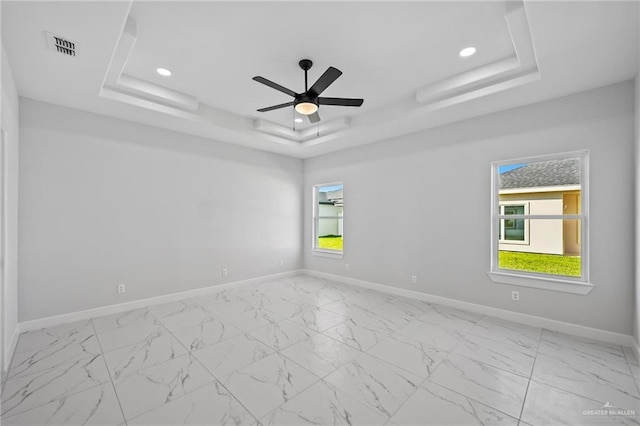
[253,59,364,124]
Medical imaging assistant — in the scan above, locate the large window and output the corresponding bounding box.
[313,182,343,256]
[489,151,591,293]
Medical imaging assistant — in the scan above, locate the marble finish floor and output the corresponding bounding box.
[2,274,639,425]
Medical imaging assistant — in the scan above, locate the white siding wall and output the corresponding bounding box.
[499,194,564,255]
[318,204,343,236]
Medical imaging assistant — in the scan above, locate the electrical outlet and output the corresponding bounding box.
[411,275,418,284]
[345,263,350,271]
[221,268,228,277]
[117,284,126,293]
[512,291,520,301]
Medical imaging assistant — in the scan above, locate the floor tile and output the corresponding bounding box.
[195,289,245,307]
[9,334,101,380]
[467,316,541,351]
[193,333,273,378]
[1,383,124,425]
[221,352,320,419]
[368,334,447,379]
[1,354,111,417]
[417,304,482,331]
[5,274,636,426]
[538,330,628,371]
[249,319,316,351]
[374,296,432,319]
[429,353,529,419]
[148,299,200,319]
[114,353,214,420]
[103,333,188,381]
[92,308,155,334]
[395,318,464,352]
[521,380,640,426]
[171,316,244,352]
[207,299,265,318]
[322,319,391,352]
[344,306,412,334]
[96,319,168,353]
[289,307,348,332]
[280,334,360,378]
[263,300,314,318]
[390,381,518,426]
[260,380,387,425]
[531,351,640,411]
[225,309,286,332]
[324,352,422,418]
[14,321,95,355]
[452,332,536,378]
[127,381,256,425]
[157,305,219,333]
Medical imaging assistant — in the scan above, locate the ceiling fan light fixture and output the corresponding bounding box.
[295,101,318,115]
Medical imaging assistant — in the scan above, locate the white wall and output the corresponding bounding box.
[305,81,635,335]
[1,43,20,372]
[18,99,303,321]
[635,4,640,347]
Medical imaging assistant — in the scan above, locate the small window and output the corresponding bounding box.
[498,203,529,244]
[313,182,343,256]
[489,151,591,293]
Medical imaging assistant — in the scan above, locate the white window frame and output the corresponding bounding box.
[312,181,344,259]
[487,151,594,295]
[498,202,530,245]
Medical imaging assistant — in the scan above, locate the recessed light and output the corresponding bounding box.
[294,118,303,123]
[156,67,172,77]
[459,47,476,57]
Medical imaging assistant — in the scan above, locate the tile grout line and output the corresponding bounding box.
[516,326,544,424]
[90,318,128,426]
[148,302,264,424]
[620,344,640,396]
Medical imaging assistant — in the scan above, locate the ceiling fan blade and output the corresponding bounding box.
[308,111,321,123]
[307,67,342,97]
[257,101,294,112]
[253,76,297,97]
[318,97,364,107]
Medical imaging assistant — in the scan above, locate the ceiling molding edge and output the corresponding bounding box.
[415,0,539,108]
[97,0,540,156]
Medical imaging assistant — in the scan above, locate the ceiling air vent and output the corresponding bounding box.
[45,32,79,57]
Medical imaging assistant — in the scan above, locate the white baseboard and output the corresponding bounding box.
[3,325,19,373]
[632,341,640,365]
[303,269,636,348]
[14,268,636,351]
[19,270,302,333]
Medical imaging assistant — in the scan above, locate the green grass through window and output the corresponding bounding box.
[499,251,581,277]
[318,235,343,251]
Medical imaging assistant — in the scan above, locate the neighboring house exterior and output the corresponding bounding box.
[318,188,343,237]
[499,159,581,256]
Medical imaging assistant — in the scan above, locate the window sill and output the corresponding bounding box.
[312,249,344,259]
[487,271,595,295]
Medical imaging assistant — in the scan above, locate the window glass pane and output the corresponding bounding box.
[498,219,581,277]
[317,218,343,251]
[316,183,343,252]
[499,158,581,190]
[317,184,343,211]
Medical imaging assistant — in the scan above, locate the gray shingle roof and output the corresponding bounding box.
[499,158,580,189]
[319,189,343,204]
